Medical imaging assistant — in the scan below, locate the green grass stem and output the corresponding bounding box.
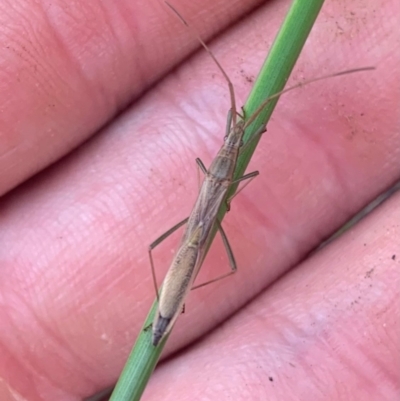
[109,1,325,400]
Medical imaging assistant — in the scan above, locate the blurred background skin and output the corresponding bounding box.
[0,0,399,400]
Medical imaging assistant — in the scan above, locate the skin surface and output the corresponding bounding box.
[0,0,399,400]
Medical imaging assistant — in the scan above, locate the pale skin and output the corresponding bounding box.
[0,1,399,400]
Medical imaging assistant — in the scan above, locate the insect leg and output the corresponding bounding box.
[149,217,189,300]
[226,170,259,210]
[191,219,237,290]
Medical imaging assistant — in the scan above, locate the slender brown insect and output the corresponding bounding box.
[149,2,374,346]
[150,2,261,346]
[150,99,262,346]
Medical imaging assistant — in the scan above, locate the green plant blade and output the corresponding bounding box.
[110,1,325,400]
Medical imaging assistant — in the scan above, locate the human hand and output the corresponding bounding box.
[0,1,398,400]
